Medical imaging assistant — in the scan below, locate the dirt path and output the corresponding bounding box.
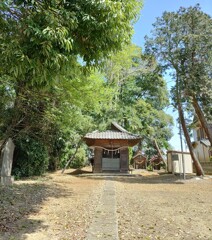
[0,168,212,240]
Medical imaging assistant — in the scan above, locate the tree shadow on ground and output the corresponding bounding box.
[110,174,185,184]
[76,172,189,184]
[73,166,197,184]
[0,178,73,240]
[67,168,93,175]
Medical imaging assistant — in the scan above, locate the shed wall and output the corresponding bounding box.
[193,142,210,162]
[167,151,193,174]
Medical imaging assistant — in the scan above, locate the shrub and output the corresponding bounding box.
[12,135,49,178]
[147,164,153,171]
[69,147,86,169]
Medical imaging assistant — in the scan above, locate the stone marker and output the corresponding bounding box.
[0,138,15,186]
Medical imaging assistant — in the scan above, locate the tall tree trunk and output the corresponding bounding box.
[178,102,204,176]
[192,95,212,146]
[176,74,204,176]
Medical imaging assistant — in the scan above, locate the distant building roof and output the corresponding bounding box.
[132,150,146,159]
[191,115,212,128]
[132,153,146,159]
[200,139,211,147]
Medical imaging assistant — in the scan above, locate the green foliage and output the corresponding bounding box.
[0,0,142,87]
[92,44,173,151]
[3,0,179,176]
[0,57,112,174]
[0,78,15,135]
[0,1,143,178]
[12,135,49,178]
[47,129,67,171]
[145,4,212,154]
[128,147,133,163]
[69,147,87,169]
[146,164,153,171]
[145,4,212,118]
[60,144,87,169]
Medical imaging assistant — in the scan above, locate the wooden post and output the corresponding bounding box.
[120,147,129,173]
[93,148,102,173]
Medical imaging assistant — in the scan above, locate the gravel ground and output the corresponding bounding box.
[0,167,212,240]
[115,173,212,240]
[0,169,104,240]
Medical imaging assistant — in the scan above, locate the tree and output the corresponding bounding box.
[0,0,141,172]
[145,4,212,147]
[145,5,212,175]
[0,0,142,111]
[0,0,142,85]
[92,44,173,152]
[175,76,204,176]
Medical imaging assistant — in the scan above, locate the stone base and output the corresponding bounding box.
[1,176,14,186]
[93,169,102,173]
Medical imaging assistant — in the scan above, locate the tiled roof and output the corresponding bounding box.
[200,139,211,147]
[84,130,140,140]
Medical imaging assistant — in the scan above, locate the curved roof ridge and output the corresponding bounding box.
[111,121,129,133]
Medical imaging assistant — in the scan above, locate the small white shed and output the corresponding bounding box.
[167,150,193,174]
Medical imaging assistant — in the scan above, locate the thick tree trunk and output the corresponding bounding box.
[178,102,204,176]
[192,96,212,146]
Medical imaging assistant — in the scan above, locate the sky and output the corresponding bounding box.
[132,0,212,151]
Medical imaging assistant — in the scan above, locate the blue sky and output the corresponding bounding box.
[132,0,212,151]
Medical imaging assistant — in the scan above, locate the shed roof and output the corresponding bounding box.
[200,139,211,147]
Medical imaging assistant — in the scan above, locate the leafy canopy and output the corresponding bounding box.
[145,4,212,118]
[91,44,173,150]
[0,0,142,87]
